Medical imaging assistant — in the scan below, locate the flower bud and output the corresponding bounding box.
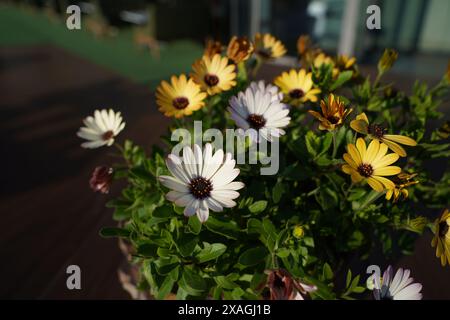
[378,49,398,74]
[90,166,113,194]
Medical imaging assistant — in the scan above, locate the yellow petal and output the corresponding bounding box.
[386,189,393,200]
[372,143,389,163]
[350,120,369,134]
[401,189,409,198]
[384,134,417,146]
[373,166,401,176]
[367,177,384,192]
[364,139,380,163]
[351,172,363,183]
[347,143,362,165]
[343,153,358,169]
[308,110,326,122]
[382,139,407,157]
[356,112,369,123]
[431,236,437,248]
[372,176,395,189]
[372,153,399,169]
[356,138,366,161]
[342,164,353,174]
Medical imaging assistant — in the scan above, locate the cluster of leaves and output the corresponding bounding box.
[101,50,450,300]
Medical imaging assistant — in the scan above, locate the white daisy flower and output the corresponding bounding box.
[249,80,283,103]
[371,265,423,300]
[228,84,291,143]
[77,109,125,149]
[158,143,244,223]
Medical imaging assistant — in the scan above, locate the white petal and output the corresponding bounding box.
[184,199,199,217]
[174,193,194,207]
[212,168,240,188]
[182,145,197,179]
[210,193,237,208]
[159,175,188,192]
[81,140,107,149]
[393,283,422,300]
[206,197,223,212]
[197,200,210,223]
[166,154,190,184]
[193,144,203,178]
[202,148,224,180]
[211,189,240,200]
[215,181,245,191]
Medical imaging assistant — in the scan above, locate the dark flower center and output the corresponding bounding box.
[102,130,114,141]
[172,97,189,110]
[439,221,449,238]
[328,115,340,124]
[204,74,219,87]
[289,89,304,99]
[368,124,387,139]
[358,163,374,177]
[189,177,213,199]
[247,114,266,130]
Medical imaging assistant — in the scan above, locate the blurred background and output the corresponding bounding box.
[0,0,448,299]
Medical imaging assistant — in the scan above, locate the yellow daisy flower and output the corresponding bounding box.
[336,54,356,70]
[313,53,339,77]
[156,74,207,118]
[431,209,450,266]
[313,53,334,68]
[227,36,253,63]
[350,113,417,157]
[274,69,321,106]
[191,54,237,95]
[308,94,352,131]
[342,138,401,192]
[254,33,287,60]
[385,173,419,203]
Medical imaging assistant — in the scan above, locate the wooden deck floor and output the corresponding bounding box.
[0,45,169,299]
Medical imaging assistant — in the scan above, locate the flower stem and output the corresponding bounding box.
[332,130,338,158]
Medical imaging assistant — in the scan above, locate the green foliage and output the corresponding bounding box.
[95,47,450,300]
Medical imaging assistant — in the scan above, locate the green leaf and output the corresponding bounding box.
[231,287,245,299]
[214,275,238,290]
[323,263,333,280]
[276,248,290,258]
[205,216,240,240]
[272,181,285,204]
[99,227,130,238]
[195,243,227,263]
[318,132,333,156]
[345,270,352,288]
[129,166,154,183]
[247,218,263,234]
[153,205,173,218]
[137,242,158,257]
[175,233,199,257]
[250,273,267,290]
[238,247,268,267]
[180,267,206,296]
[305,131,320,157]
[248,200,268,214]
[112,207,131,221]
[330,71,353,90]
[154,256,180,275]
[156,277,175,300]
[188,215,202,234]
